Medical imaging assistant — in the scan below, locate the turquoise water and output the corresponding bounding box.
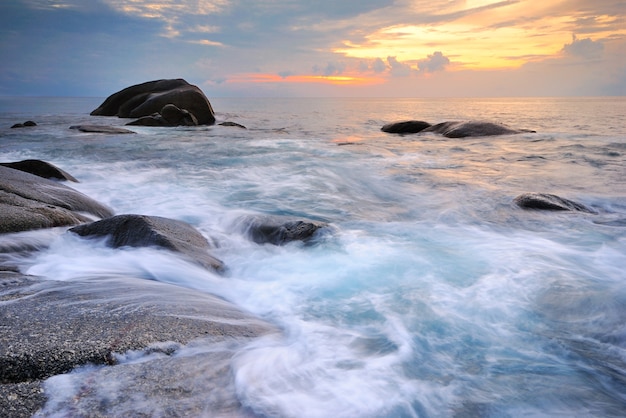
[1,97,626,417]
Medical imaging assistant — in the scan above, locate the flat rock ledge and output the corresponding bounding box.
[69,125,136,134]
[381,120,535,138]
[0,271,278,417]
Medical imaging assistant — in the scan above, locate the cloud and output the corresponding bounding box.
[562,34,604,59]
[313,62,347,77]
[417,51,450,73]
[386,56,412,77]
[372,58,387,73]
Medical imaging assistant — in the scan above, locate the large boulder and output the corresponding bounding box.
[69,214,224,271]
[381,120,431,134]
[0,159,78,182]
[0,271,278,416]
[514,193,595,213]
[0,166,113,233]
[126,104,199,127]
[423,121,534,138]
[91,79,216,125]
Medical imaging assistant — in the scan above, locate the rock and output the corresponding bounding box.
[235,214,329,245]
[91,78,216,125]
[69,125,136,134]
[0,166,114,234]
[0,159,78,182]
[423,121,534,138]
[10,121,36,129]
[219,121,247,129]
[69,214,224,271]
[381,120,431,134]
[161,104,199,126]
[0,271,278,416]
[514,193,595,213]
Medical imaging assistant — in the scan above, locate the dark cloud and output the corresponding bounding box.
[417,51,451,73]
[562,34,604,59]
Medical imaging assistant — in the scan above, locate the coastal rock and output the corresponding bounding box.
[69,124,136,134]
[10,121,36,129]
[235,214,329,245]
[0,159,78,182]
[423,121,534,138]
[91,78,216,125]
[219,121,247,129]
[381,120,431,134]
[0,271,278,416]
[514,193,595,213]
[126,104,199,127]
[69,214,224,271]
[0,166,113,234]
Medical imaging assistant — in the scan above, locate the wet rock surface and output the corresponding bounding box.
[514,193,596,213]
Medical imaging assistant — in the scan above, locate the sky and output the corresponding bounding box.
[0,0,624,97]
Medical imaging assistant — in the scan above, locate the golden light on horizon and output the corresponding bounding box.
[226,73,384,86]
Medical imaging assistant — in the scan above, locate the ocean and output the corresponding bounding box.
[1,96,625,417]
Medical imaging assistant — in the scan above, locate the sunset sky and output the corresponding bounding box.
[1,0,624,97]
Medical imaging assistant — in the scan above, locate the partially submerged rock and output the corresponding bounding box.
[423,121,534,138]
[514,193,595,213]
[69,214,224,271]
[91,78,216,125]
[235,214,329,245]
[0,159,77,182]
[69,125,136,134]
[219,121,247,129]
[0,166,113,234]
[10,121,36,129]
[126,104,199,127]
[381,120,431,134]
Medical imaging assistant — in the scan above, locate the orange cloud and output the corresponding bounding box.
[225,73,384,86]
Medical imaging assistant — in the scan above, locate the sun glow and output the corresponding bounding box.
[226,73,384,86]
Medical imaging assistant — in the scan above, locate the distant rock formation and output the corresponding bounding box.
[10,121,37,128]
[0,159,78,182]
[91,79,216,126]
[69,214,224,271]
[381,120,534,138]
[514,193,595,213]
[0,166,113,233]
[381,120,431,134]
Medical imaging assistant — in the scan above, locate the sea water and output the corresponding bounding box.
[1,96,626,417]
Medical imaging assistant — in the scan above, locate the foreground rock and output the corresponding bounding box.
[0,271,278,416]
[514,193,596,213]
[69,124,136,134]
[381,120,431,134]
[91,78,216,125]
[70,214,224,271]
[234,214,329,245]
[0,159,77,182]
[0,166,113,233]
[423,121,535,138]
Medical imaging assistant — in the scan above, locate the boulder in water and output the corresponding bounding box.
[69,125,136,134]
[91,78,216,125]
[381,120,431,134]
[10,121,37,128]
[514,193,595,213]
[69,214,224,271]
[235,214,329,245]
[0,159,78,182]
[423,121,535,138]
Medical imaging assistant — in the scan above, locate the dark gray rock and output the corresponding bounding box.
[0,271,278,416]
[423,121,534,138]
[381,120,431,134]
[514,193,595,213]
[219,121,247,129]
[236,215,329,245]
[0,166,114,233]
[161,103,199,126]
[69,125,136,134]
[69,214,224,271]
[10,121,37,129]
[0,160,78,182]
[91,78,216,125]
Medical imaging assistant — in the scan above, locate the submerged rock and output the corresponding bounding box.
[0,166,113,233]
[10,121,37,129]
[0,159,78,182]
[91,78,216,125]
[381,120,431,134]
[219,121,247,129]
[423,121,534,138]
[69,214,224,271]
[69,124,136,134]
[514,193,595,213]
[235,214,329,245]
